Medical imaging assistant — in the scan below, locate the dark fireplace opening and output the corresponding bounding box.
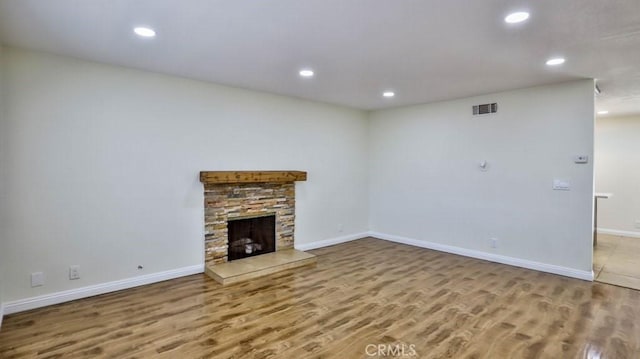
[228,215,276,261]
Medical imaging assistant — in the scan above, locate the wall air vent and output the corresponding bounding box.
[473,103,498,115]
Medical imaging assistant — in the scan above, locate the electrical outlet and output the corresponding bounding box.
[31,272,44,287]
[490,238,498,249]
[338,223,344,233]
[573,155,589,164]
[69,265,80,280]
[635,220,640,229]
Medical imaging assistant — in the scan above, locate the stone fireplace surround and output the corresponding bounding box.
[200,171,307,269]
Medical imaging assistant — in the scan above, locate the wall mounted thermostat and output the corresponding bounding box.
[574,155,589,164]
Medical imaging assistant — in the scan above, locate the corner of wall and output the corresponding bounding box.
[366,80,595,274]
[364,109,375,232]
[0,43,5,327]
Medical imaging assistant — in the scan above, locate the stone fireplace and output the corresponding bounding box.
[200,171,307,269]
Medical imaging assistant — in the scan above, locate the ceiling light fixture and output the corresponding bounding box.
[597,110,609,115]
[505,12,530,24]
[382,91,395,98]
[134,27,156,38]
[299,69,314,78]
[546,57,565,66]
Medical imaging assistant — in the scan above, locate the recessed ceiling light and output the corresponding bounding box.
[299,69,314,78]
[382,91,395,98]
[505,12,530,24]
[597,110,609,115]
[134,27,156,38]
[546,58,566,66]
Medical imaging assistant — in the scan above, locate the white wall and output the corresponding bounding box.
[0,44,6,324]
[0,46,598,312]
[0,47,369,304]
[369,80,595,274]
[595,115,640,236]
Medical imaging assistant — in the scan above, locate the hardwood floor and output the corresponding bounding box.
[1,237,639,358]
[594,234,640,290]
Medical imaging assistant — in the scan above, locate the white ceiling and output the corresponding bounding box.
[1,0,639,114]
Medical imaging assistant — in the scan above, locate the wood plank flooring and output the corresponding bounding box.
[1,237,639,358]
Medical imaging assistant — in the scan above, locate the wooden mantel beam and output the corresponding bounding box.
[199,171,307,184]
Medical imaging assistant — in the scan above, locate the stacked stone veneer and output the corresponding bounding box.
[204,182,295,266]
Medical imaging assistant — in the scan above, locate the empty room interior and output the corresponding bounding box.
[1,1,640,358]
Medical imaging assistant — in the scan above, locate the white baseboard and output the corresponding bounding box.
[3,264,204,315]
[370,232,594,281]
[597,228,640,239]
[1,230,596,316]
[295,232,369,251]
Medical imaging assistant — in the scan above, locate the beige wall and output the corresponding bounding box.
[595,115,640,236]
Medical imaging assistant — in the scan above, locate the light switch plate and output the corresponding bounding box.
[553,179,571,191]
[69,265,80,280]
[31,272,44,287]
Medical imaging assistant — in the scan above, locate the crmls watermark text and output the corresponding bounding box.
[365,343,418,357]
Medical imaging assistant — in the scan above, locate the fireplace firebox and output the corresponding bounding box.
[227,215,276,261]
